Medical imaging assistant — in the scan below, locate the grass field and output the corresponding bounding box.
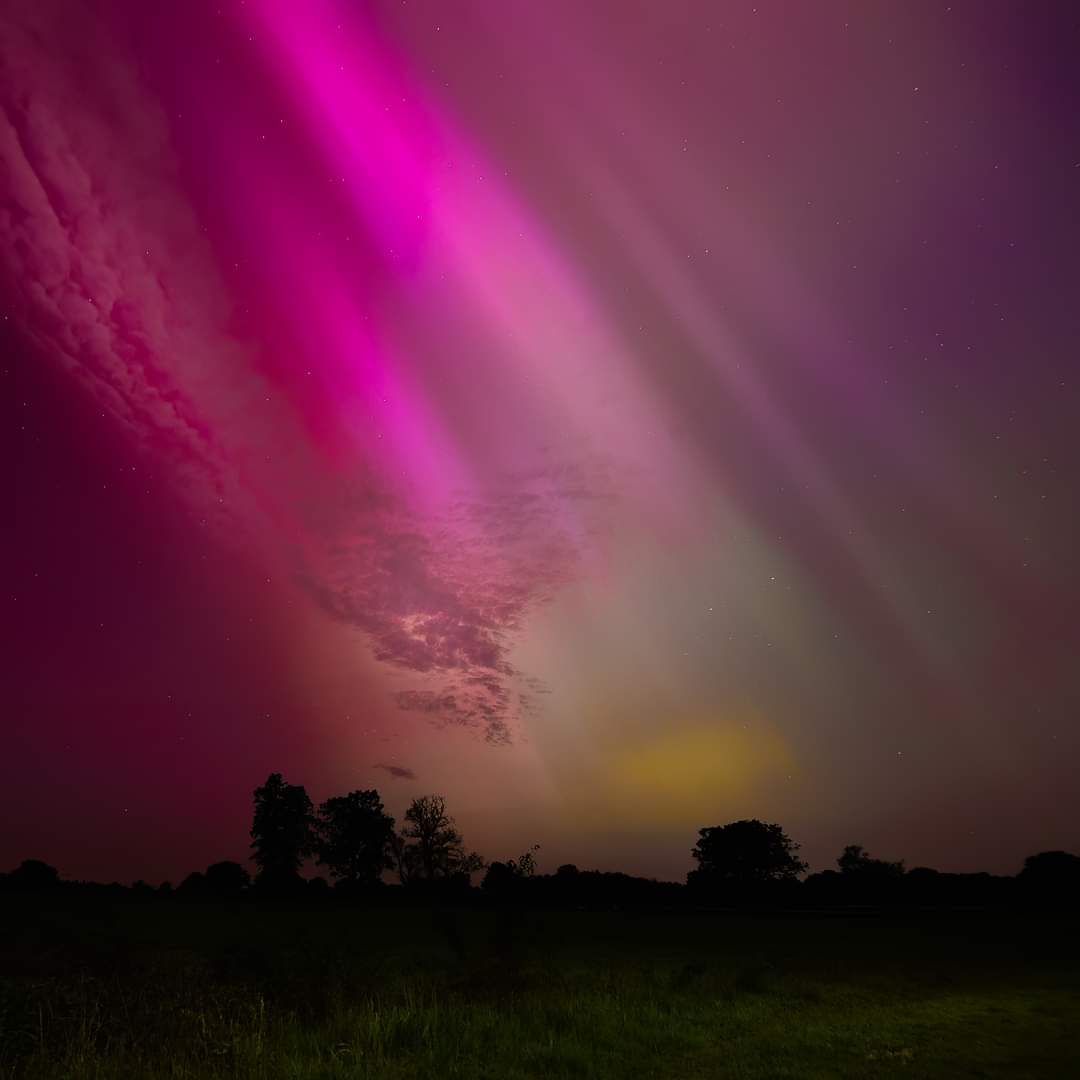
[1,897,1077,1078]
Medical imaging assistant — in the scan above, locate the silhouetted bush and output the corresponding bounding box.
[204,860,251,897]
[1,859,60,893]
[1018,850,1080,908]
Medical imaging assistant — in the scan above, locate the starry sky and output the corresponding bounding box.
[3,0,1079,886]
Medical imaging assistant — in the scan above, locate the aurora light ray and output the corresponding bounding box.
[1,0,695,746]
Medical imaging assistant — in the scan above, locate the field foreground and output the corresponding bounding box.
[1,899,1077,1079]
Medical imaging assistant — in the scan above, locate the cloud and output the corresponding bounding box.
[0,0,305,545]
[375,763,416,781]
[0,1,615,746]
[302,462,608,742]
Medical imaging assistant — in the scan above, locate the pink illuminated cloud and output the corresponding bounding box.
[0,0,664,743]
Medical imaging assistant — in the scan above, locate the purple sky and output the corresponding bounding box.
[3,0,1079,885]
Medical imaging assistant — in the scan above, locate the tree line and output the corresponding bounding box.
[249,775,483,894]
[2,772,1078,909]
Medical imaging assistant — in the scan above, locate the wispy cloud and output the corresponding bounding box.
[0,0,616,746]
[375,763,416,781]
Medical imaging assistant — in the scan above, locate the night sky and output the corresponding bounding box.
[3,1,1078,887]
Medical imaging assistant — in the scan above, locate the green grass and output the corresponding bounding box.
[1,902,1077,1078]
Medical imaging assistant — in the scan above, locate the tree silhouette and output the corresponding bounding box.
[315,789,395,887]
[204,860,251,896]
[481,861,516,892]
[509,844,540,878]
[394,795,484,884]
[837,844,904,879]
[177,870,208,897]
[1019,850,1080,885]
[835,844,905,902]
[3,859,60,892]
[481,845,540,893]
[688,819,806,893]
[249,773,316,888]
[1018,850,1080,906]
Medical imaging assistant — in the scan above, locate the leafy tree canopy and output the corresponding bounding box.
[688,819,807,888]
[315,789,395,886]
[250,773,316,880]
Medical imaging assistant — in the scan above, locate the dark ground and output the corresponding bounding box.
[1,894,1077,1078]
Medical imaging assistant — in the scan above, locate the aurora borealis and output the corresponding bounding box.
[3,0,1078,886]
